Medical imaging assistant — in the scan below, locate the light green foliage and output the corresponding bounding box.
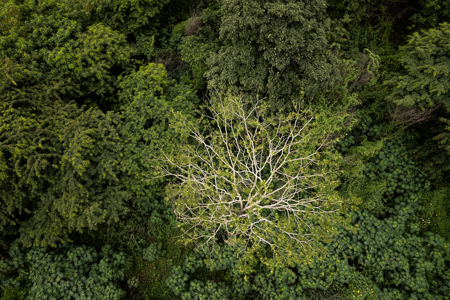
[338,272,378,300]
[206,0,338,111]
[96,0,170,37]
[385,22,450,112]
[117,62,200,196]
[0,2,84,103]
[24,108,132,248]
[0,62,199,249]
[44,23,135,108]
[0,240,129,299]
[172,20,188,36]
[0,0,136,111]
[17,0,105,27]
[158,91,354,271]
[1,0,450,299]
[0,100,82,242]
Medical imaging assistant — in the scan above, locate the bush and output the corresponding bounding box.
[0,240,130,300]
[143,242,166,262]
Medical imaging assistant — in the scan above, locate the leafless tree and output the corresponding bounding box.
[388,102,439,129]
[185,9,202,36]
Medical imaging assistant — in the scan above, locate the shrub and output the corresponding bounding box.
[0,240,130,300]
[143,242,166,262]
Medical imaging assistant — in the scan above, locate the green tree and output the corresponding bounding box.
[206,0,339,111]
[384,22,450,184]
[0,99,83,244]
[0,62,200,249]
[385,22,450,113]
[44,22,135,110]
[0,98,133,248]
[117,63,200,194]
[94,0,170,38]
[0,0,136,112]
[155,92,355,271]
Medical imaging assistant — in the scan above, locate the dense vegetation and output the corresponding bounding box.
[1,0,449,299]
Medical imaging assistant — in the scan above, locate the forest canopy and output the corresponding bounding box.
[0,0,449,299]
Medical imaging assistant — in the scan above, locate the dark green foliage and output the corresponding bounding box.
[336,112,449,298]
[326,0,416,51]
[410,0,450,30]
[325,0,411,116]
[419,185,450,240]
[166,244,249,299]
[78,215,194,300]
[337,111,430,208]
[0,239,29,300]
[337,211,450,299]
[405,107,450,182]
[166,210,450,298]
[206,0,339,111]
[142,242,166,262]
[0,240,130,299]
[385,22,450,113]
[171,6,221,92]
[363,137,429,199]
[434,117,450,155]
